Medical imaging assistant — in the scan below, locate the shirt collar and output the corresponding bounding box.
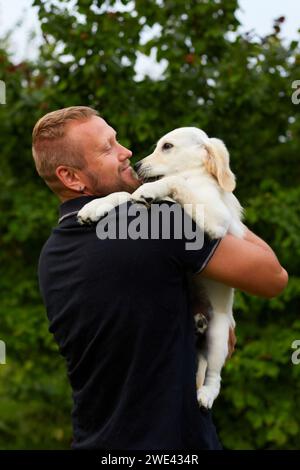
[59,195,99,222]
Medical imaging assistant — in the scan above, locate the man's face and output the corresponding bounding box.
[68,116,141,196]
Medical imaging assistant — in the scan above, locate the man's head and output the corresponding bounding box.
[32,106,140,201]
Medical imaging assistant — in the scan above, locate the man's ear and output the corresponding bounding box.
[203,138,236,192]
[55,165,84,192]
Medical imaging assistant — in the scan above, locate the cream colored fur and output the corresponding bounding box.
[78,127,246,408]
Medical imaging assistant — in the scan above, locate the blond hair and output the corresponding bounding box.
[32,106,98,190]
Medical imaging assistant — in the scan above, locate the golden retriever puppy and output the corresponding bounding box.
[78,127,246,408]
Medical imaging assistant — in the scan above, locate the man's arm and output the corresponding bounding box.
[200,229,288,298]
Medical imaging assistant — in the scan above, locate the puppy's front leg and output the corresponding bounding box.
[78,192,132,224]
[131,176,183,205]
[131,177,207,230]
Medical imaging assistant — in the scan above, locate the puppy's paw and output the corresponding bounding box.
[77,200,115,224]
[131,181,168,207]
[197,385,219,409]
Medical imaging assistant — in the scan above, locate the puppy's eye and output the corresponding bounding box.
[162,142,173,150]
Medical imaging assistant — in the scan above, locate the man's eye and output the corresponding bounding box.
[162,142,173,150]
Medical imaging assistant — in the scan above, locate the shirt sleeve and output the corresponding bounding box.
[183,232,221,274]
[168,201,222,275]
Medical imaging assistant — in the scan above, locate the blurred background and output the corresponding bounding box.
[0,0,299,450]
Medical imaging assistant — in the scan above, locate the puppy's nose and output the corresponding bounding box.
[134,161,142,172]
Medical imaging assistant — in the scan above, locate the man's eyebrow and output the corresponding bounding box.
[109,131,117,142]
[96,131,117,151]
[105,130,117,143]
[108,128,117,138]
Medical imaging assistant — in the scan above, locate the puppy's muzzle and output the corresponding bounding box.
[134,161,143,173]
[134,161,164,183]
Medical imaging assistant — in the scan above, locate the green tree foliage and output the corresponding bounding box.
[0,0,299,449]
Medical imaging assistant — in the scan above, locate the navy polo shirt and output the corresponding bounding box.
[38,196,222,450]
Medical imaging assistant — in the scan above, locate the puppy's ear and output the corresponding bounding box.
[204,138,236,192]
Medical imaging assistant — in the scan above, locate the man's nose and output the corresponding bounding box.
[119,145,132,160]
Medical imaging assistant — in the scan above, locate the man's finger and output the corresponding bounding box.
[227,327,237,360]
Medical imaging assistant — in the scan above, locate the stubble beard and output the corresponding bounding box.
[85,167,141,197]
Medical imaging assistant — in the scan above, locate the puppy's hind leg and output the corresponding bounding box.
[196,280,234,409]
[197,312,231,408]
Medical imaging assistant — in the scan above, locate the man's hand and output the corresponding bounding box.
[227,327,237,360]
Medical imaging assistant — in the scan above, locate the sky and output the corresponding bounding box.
[0,0,299,65]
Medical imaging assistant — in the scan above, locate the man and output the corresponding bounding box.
[32,106,288,450]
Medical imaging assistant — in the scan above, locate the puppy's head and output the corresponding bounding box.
[135,127,236,192]
[135,127,203,181]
